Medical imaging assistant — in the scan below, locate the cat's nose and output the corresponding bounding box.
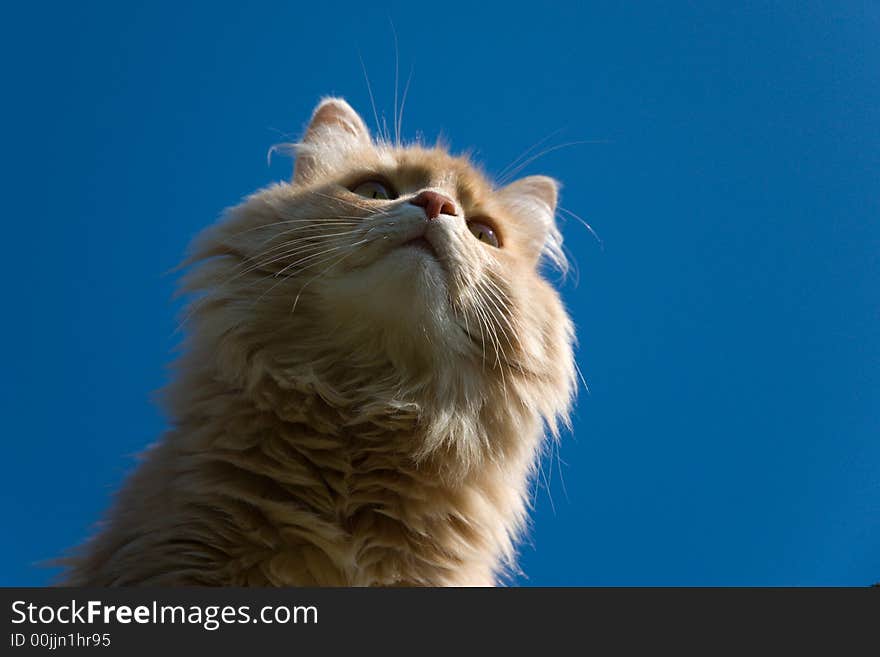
[409,190,458,220]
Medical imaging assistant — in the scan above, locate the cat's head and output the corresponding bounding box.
[184,98,576,469]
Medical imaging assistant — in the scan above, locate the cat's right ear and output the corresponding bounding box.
[293,98,371,184]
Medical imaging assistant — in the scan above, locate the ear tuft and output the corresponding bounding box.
[293,98,371,184]
[511,175,559,210]
[303,98,370,145]
[497,175,567,273]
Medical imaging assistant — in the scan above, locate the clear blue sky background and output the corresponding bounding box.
[1,2,878,586]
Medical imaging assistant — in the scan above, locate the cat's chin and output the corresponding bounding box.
[387,242,447,278]
[358,238,448,289]
[400,236,441,260]
[319,249,450,334]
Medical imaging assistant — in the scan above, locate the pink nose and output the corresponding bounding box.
[409,190,458,220]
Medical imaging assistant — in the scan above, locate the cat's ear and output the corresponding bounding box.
[496,176,567,271]
[293,98,371,184]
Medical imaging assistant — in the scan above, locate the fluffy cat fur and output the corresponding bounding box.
[62,98,576,586]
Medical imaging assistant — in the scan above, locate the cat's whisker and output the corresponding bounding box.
[498,139,609,185]
[290,242,367,315]
[357,50,383,140]
[254,238,370,306]
[480,276,524,340]
[530,471,541,511]
[226,235,359,282]
[246,227,364,266]
[243,226,358,256]
[560,243,581,287]
[246,227,366,263]
[472,286,513,403]
[270,240,364,281]
[229,218,361,239]
[397,63,414,147]
[557,205,603,248]
[478,283,514,343]
[228,213,381,280]
[537,455,557,516]
[478,276,541,408]
[481,274,518,316]
[479,281,528,377]
[452,296,480,354]
[381,113,391,144]
[471,289,504,377]
[177,217,378,332]
[574,360,591,396]
[390,16,400,147]
[474,297,499,353]
[483,293,536,379]
[246,244,349,280]
[308,190,393,217]
[496,128,565,181]
[554,440,571,504]
[468,299,488,373]
[191,236,362,318]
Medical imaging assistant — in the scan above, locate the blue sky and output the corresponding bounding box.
[1,2,878,585]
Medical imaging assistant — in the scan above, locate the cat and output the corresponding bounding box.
[61,98,576,586]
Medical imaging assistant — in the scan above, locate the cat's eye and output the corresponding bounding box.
[351,179,396,200]
[467,220,500,248]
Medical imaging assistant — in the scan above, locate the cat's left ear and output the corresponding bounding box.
[496,176,566,270]
[293,98,372,184]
